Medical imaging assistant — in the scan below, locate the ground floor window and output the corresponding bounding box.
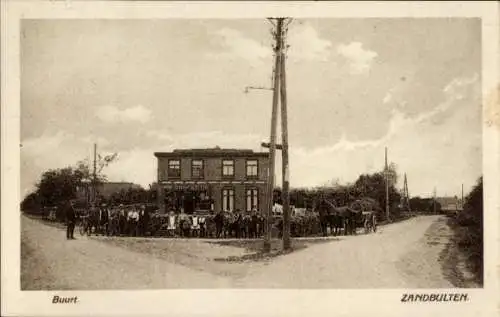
[163,190,213,213]
[222,188,234,212]
[246,188,258,212]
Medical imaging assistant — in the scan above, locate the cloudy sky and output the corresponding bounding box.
[21,18,482,198]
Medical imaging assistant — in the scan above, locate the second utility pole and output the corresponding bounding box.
[263,18,282,253]
[385,147,390,221]
[93,143,97,207]
[279,18,291,251]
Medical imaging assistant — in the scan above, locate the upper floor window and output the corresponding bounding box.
[167,159,181,178]
[246,160,258,178]
[222,160,234,177]
[191,159,204,179]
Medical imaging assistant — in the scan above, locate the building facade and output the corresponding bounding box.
[154,148,269,214]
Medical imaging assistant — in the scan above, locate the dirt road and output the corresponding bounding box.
[21,214,453,289]
[21,216,235,289]
[236,215,454,288]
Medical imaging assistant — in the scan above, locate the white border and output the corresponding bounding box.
[2,1,499,316]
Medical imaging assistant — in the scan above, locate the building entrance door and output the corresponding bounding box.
[183,192,195,214]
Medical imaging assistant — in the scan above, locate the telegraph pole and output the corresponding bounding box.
[433,187,437,214]
[403,173,410,212]
[93,143,97,207]
[263,18,283,253]
[385,147,390,221]
[279,18,292,251]
[461,183,464,210]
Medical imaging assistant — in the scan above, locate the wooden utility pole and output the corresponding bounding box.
[93,143,97,207]
[279,17,292,251]
[403,173,411,212]
[433,187,437,214]
[263,18,283,253]
[461,183,464,210]
[385,147,390,221]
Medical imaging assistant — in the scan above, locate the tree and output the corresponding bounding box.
[75,152,118,183]
[409,196,437,213]
[455,176,483,284]
[22,153,118,214]
[353,168,401,220]
[36,167,79,207]
[20,192,41,213]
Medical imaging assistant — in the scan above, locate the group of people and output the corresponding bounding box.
[64,200,268,240]
[153,207,266,239]
[65,201,152,239]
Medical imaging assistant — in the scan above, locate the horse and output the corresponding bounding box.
[316,200,332,236]
[317,198,365,236]
[316,199,348,236]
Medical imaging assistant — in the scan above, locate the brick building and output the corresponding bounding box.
[154,148,269,214]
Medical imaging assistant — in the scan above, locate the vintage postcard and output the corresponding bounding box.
[1,1,499,316]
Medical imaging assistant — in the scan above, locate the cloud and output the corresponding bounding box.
[208,28,272,64]
[208,24,334,64]
[284,73,481,194]
[21,131,90,195]
[337,42,378,75]
[96,105,152,124]
[383,91,393,104]
[21,74,480,198]
[414,73,479,124]
[104,148,155,188]
[287,24,333,62]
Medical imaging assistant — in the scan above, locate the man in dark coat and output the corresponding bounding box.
[138,205,149,236]
[65,201,77,240]
[214,210,224,238]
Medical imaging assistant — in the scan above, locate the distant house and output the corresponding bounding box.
[96,182,143,198]
[436,196,463,212]
[76,182,143,201]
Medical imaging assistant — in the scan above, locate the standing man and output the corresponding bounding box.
[65,200,77,240]
[127,207,134,236]
[214,210,223,239]
[138,205,149,236]
[131,206,140,236]
[118,204,126,235]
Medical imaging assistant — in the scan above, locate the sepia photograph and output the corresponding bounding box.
[19,17,484,290]
[2,1,499,317]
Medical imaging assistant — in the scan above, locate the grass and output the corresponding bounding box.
[209,238,333,262]
[441,215,483,287]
